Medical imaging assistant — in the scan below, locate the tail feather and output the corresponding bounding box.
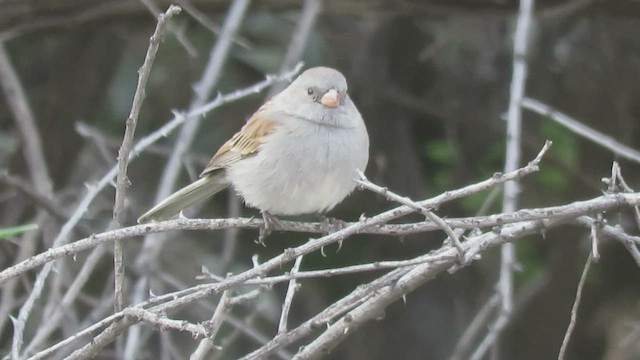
[137,173,229,223]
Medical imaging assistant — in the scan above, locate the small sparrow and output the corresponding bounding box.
[138,67,369,238]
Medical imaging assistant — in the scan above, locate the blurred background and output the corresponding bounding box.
[1,0,640,359]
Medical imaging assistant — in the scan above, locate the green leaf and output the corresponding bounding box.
[0,224,39,239]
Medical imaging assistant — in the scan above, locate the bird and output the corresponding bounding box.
[137,67,369,240]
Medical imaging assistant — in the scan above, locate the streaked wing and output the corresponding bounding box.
[200,105,277,177]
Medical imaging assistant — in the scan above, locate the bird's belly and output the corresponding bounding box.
[227,124,366,215]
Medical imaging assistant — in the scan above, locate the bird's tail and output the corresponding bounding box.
[137,173,229,223]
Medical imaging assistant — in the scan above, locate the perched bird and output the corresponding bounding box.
[138,67,369,238]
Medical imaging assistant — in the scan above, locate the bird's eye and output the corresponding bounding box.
[306,88,314,96]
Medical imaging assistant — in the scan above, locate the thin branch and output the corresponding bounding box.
[225,313,293,360]
[0,42,56,358]
[0,171,65,221]
[201,250,455,286]
[174,0,251,48]
[28,313,122,360]
[522,97,640,164]
[27,284,212,360]
[190,290,231,360]
[356,170,465,258]
[23,246,108,355]
[212,312,258,360]
[589,215,601,261]
[576,216,640,268]
[0,44,52,195]
[123,308,207,338]
[278,254,304,334]
[267,0,321,97]
[138,0,197,57]
[112,2,181,313]
[485,0,535,358]
[227,288,262,306]
[608,162,640,231]
[557,253,592,360]
[66,317,137,360]
[448,294,500,360]
[241,269,413,360]
[280,0,321,72]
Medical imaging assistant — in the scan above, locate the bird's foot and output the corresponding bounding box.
[257,211,281,246]
[317,214,346,236]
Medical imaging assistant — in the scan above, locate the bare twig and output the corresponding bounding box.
[0,45,52,195]
[267,0,322,97]
[23,246,109,355]
[225,313,293,360]
[448,294,500,360]
[123,307,207,337]
[356,170,465,259]
[174,0,251,48]
[190,290,231,360]
[139,0,197,57]
[0,42,56,358]
[0,171,65,221]
[608,162,640,231]
[241,268,414,360]
[278,254,304,334]
[28,284,212,360]
[557,253,592,360]
[480,0,535,358]
[112,2,181,313]
[28,313,123,360]
[281,0,321,72]
[576,216,640,268]
[589,215,601,261]
[199,248,456,286]
[522,98,640,164]
[66,317,137,360]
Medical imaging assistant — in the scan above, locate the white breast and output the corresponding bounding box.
[227,117,369,215]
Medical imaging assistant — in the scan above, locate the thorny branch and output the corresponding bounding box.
[6,139,640,358]
[124,2,251,356]
[4,1,640,358]
[112,2,181,313]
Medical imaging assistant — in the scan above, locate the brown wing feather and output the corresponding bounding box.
[200,105,277,177]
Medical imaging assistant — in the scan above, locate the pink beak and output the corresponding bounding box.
[320,89,340,108]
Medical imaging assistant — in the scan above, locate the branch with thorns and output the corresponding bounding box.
[7,141,640,358]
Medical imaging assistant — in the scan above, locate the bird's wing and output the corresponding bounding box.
[200,104,278,177]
